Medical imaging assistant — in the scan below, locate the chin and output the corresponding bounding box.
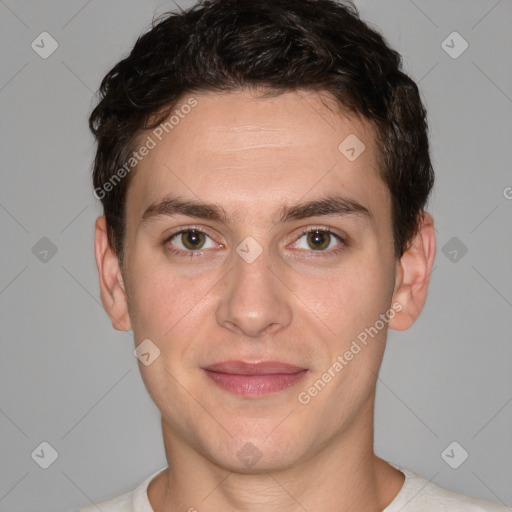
[198,428,307,474]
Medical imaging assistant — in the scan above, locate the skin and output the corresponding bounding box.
[95,88,436,511]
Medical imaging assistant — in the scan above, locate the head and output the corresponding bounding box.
[92,0,435,473]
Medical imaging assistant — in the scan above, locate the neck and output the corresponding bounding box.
[148,396,405,512]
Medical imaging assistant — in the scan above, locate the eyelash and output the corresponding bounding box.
[163,226,347,259]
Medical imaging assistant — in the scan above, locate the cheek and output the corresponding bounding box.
[126,259,193,339]
[128,267,204,404]
[300,259,393,339]
[126,258,223,369]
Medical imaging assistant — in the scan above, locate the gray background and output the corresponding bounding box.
[1,0,511,510]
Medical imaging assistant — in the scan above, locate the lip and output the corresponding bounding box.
[202,360,308,397]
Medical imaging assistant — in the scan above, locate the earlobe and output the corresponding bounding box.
[389,213,436,331]
[94,216,132,331]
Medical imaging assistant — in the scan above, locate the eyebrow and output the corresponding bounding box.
[140,194,372,226]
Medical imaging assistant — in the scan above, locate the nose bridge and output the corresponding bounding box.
[215,240,292,337]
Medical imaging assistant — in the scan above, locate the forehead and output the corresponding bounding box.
[125,88,389,227]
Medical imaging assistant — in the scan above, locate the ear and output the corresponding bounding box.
[94,215,132,331]
[389,212,436,331]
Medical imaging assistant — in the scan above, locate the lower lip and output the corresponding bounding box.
[202,369,308,396]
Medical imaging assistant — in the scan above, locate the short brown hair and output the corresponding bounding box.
[89,0,434,264]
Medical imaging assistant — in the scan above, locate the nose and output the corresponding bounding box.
[215,244,293,338]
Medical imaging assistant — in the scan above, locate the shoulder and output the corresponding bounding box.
[71,468,166,512]
[386,464,511,512]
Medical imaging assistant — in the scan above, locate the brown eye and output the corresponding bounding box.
[164,228,221,257]
[290,228,345,254]
[306,230,332,250]
[179,230,206,250]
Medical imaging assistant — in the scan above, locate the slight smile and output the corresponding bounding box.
[202,361,309,397]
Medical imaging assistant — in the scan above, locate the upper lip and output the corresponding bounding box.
[202,360,307,375]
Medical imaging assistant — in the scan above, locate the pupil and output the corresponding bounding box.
[309,230,329,250]
[184,230,203,249]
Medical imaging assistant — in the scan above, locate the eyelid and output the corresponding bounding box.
[164,225,223,248]
[287,225,346,251]
[294,225,346,240]
[163,224,347,256]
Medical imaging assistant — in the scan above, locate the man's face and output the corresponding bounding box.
[119,89,400,471]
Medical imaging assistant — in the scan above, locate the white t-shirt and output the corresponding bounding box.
[74,462,511,512]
